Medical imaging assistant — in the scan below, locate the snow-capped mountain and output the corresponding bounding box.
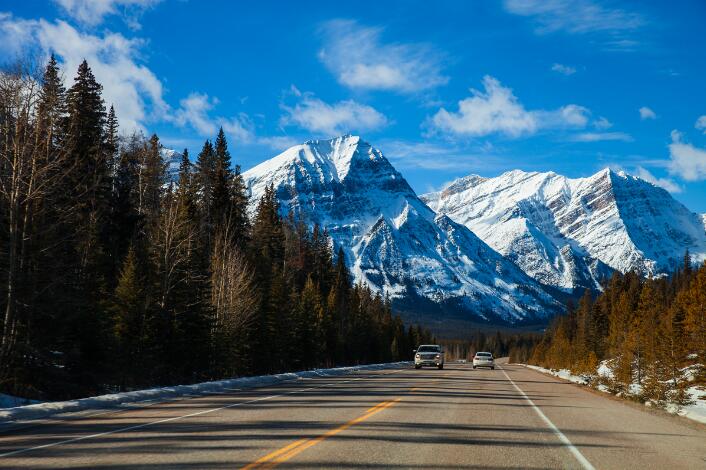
[243,135,559,324]
[161,148,183,182]
[422,169,706,292]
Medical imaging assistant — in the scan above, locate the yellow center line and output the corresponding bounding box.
[241,438,309,469]
[242,397,402,469]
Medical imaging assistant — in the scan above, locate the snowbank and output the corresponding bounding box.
[0,361,411,423]
[525,365,591,386]
[678,386,706,424]
[524,364,706,425]
[0,393,40,409]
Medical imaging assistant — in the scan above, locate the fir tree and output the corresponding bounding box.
[211,128,233,229]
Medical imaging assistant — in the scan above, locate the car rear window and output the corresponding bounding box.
[476,352,492,357]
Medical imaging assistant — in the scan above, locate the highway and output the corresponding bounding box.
[1,361,705,469]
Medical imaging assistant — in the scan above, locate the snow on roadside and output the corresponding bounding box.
[679,386,706,424]
[0,361,411,423]
[525,365,591,386]
[0,394,40,409]
[523,363,706,425]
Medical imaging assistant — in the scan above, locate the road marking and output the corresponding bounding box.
[0,368,409,459]
[242,438,310,469]
[500,366,596,470]
[243,398,402,469]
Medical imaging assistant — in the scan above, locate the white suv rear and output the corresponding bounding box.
[473,352,494,370]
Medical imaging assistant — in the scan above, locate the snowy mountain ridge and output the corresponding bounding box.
[160,148,183,182]
[422,168,706,292]
[243,135,560,324]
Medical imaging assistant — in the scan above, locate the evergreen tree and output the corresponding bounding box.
[36,53,66,162]
[104,105,119,178]
[297,276,324,369]
[211,128,233,229]
[195,139,216,241]
[139,134,165,223]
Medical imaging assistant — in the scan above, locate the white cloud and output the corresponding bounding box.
[668,130,706,181]
[429,76,590,138]
[280,90,387,136]
[503,0,643,35]
[570,132,632,142]
[257,135,301,151]
[172,92,254,143]
[552,104,590,127]
[0,15,167,133]
[695,115,706,133]
[0,13,36,57]
[318,19,447,93]
[593,116,612,130]
[53,0,161,28]
[173,93,217,135]
[633,166,682,193]
[551,63,576,75]
[639,106,657,120]
[0,13,254,141]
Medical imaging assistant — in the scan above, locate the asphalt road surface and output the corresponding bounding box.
[1,361,705,469]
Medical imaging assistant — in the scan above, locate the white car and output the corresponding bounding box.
[472,352,495,369]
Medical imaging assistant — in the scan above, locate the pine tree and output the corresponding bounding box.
[104,106,119,179]
[139,134,165,223]
[195,139,216,241]
[62,59,113,392]
[36,54,66,162]
[211,128,233,229]
[684,264,706,368]
[297,276,324,369]
[112,246,150,388]
[64,59,110,267]
[231,164,250,249]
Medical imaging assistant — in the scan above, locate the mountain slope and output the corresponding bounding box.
[243,136,559,324]
[161,148,183,182]
[422,169,706,292]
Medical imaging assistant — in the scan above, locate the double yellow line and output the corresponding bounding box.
[242,398,402,469]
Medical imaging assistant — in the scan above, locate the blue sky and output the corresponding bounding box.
[2,0,706,211]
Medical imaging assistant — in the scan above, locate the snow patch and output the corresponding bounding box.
[524,363,706,425]
[0,393,40,409]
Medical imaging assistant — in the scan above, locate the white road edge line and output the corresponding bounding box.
[500,365,596,470]
[0,368,408,459]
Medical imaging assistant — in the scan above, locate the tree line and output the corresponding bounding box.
[441,331,541,363]
[530,253,705,403]
[0,56,433,400]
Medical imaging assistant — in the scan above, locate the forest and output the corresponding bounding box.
[0,56,433,400]
[530,254,705,404]
[441,331,541,364]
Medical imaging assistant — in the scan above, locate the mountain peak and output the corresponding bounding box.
[242,137,558,324]
[304,133,360,146]
[245,134,389,187]
[425,167,706,290]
